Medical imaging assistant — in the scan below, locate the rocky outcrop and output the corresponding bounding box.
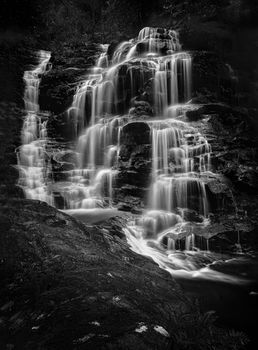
[39,43,101,115]
[0,198,210,349]
[114,121,151,210]
[191,51,237,104]
[0,102,24,199]
[183,103,258,244]
[0,199,248,349]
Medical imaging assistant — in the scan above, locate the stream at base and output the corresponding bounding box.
[177,256,258,349]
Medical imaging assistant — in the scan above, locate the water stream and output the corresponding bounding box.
[17,50,53,205]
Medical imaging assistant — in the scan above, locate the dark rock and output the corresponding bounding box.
[107,41,119,59]
[129,99,153,117]
[0,103,24,199]
[39,43,100,114]
[117,202,133,212]
[175,208,204,223]
[191,51,235,104]
[121,122,150,145]
[0,198,188,350]
[185,103,232,121]
[224,165,258,193]
[115,137,151,208]
[0,44,37,105]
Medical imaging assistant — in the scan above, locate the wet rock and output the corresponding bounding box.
[208,217,257,253]
[175,208,203,223]
[185,103,232,121]
[111,61,154,114]
[107,41,119,59]
[115,195,145,211]
[117,202,133,212]
[129,99,153,117]
[115,130,151,207]
[185,102,258,234]
[121,121,150,145]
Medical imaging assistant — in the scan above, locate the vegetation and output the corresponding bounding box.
[166,291,249,350]
[0,0,157,44]
[0,0,257,46]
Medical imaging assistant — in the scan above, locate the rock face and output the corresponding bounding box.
[0,199,184,349]
[191,51,236,104]
[0,102,24,199]
[0,44,37,105]
[39,43,101,115]
[186,103,258,249]
[114,121,151,210]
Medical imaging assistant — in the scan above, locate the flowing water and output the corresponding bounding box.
[17,50,53,205]
[17,28,255,284]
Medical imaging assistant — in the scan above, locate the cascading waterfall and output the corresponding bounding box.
[60,30,191,210]
[125,117,211,260]
[18,29,241,281]
[57,28,220,277]
[149,119,210,216]
[116,29,224,278]
[67,30,190,135]
[60,115,128,209]
[17,50,53,205]
[153,53,191,114]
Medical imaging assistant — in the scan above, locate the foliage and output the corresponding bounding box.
[166,291,249,350]
[1,0,258,45]
[162,0,258,25]
[100,0,141,41]
[0,0,165,44]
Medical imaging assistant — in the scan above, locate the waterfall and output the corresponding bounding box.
[60,115,127,209]
[153,53,191,114]
[18,28,237,279]
[125,114,212,272]
[149,119,210,215]
[60,28,212,248]
[17,50,53,205]
[112,28,217,277]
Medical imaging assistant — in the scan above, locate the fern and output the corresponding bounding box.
[165,292,249,350]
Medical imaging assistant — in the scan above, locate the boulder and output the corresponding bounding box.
[121,121,150,145]
[114,122,151,207]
